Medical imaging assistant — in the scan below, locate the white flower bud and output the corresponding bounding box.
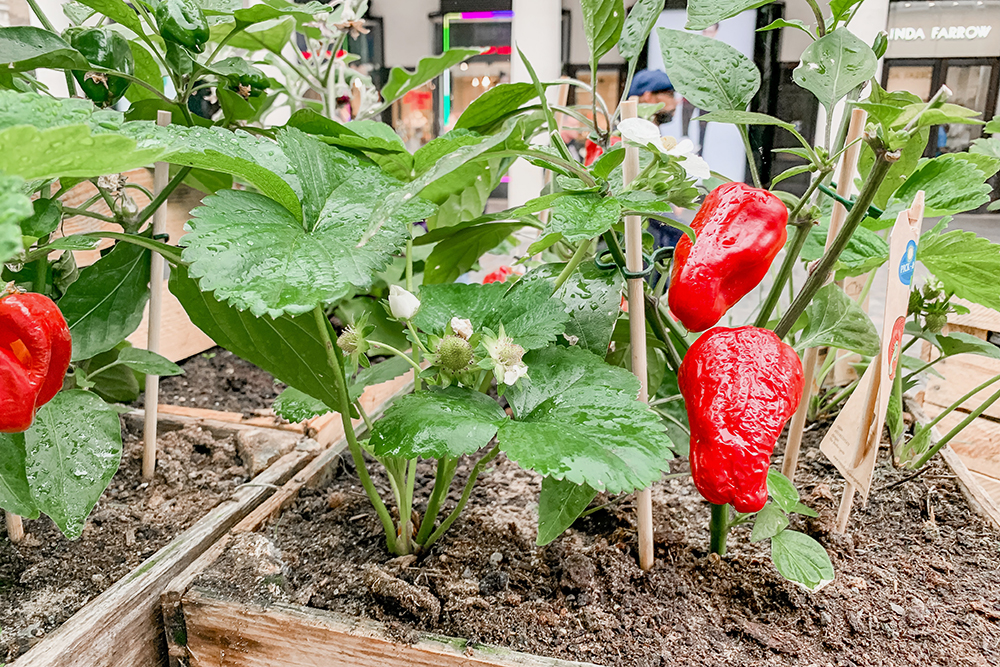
[450,317,474,340]
[388,285,420,320]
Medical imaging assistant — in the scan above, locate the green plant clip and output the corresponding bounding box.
[594,244,674,279]
[817,182,884,219]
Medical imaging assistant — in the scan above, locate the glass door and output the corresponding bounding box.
[940,62,995,153]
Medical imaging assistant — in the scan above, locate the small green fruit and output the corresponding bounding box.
[436,335,473,371]
[925,313,948,333]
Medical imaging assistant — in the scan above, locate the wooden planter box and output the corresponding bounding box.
[11,372,415,667]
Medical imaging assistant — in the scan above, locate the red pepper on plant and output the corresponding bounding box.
[0,286,72,433]
[483,266,514,284]
[668,182,788,332]
[678,326,803,513]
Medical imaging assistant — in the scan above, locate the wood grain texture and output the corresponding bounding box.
[13,448,312,667]
[924,355,1000,421]
[156,405,306,434]
[183,588,597,667]
[924,407,1000,481]
[948,299,1000,333]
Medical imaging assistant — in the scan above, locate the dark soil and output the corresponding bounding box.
[199,423,1000,667]
[136,347,284,416]
[0,420,250,662]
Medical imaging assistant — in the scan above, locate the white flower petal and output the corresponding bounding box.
[618,118,662,148]
[669,138,696,156]
[388,285,420,320]
[680,154,712,180]
[450,317,474,340]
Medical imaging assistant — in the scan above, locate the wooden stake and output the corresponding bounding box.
[143,109,172,481]
[780,108,867,482]
[620,100,654,571]
[5,512,24,544]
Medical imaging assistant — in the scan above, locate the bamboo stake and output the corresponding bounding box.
[620,100,654,571]
[780,108,867,482]
[143,110,172,480]
[5,512,24,544]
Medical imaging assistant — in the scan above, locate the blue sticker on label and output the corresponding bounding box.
[898,239,917,286]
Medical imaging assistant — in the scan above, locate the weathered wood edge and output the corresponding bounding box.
[182,587,599,667]
[907,401,1000,531]
[12,446,313,667]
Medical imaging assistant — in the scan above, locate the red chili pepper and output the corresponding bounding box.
[678,326,803,513]
[0,289,72,432]
[483,266,513,284]
[668,182,788,332]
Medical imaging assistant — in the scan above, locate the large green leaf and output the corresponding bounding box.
[935,331,1000,360]
[693,109,796,132]
[918,229,1000,310]
[685,0,775,30]
[413,280,569,351]
[619,0,662,61]
[581,0,625,71]
[273,387,329,423]
[0,432,39,519]
[547,193,622,243]
[879,155,991,222]
[536,476,597,546]
[25,390,123,540]
[59,241,151,361]
[75,0,144,35]
[369,386,507,459]
[796,283,879,355]
[116,347,184,375]
[381,49,481,106]
[500,346,674,494]
[793,29,876,112]
[169,265,347,412]
[233,0,329,27]
[211,16,296,54]
[770,529,834,591]
[801,219,889,278]
[455,83,538,131]
[125,40,163,103]
[657,28,760,112]
[0,172,30,264]
[181,129,433,317]
[287,109,410,158]
[891,103,982,130]
[424,222,524,285]
[0,26,89,72]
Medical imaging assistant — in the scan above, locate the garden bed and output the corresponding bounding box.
[173,424,1000,667]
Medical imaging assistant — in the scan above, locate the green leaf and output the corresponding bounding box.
[59,240,151,362]
[935,331,1000,359]
[796,284,879,356]
[619,0,662,61]
[886,370,904,443]
[751,502,788,543]
[791,501,818,518]
[591,147,625,180]
[757,18,812,35]
[0,432,39,519]
[169,264,348,413]
[986,117,1000,134]
[424,222,523,285]
[381,49,481,105]
[950,151,1000,180]
[369,386,507,459]
[766,469,801,513]
[0,26,89,72]
[233,0,329,27]
[25,390,123,540]
[500,346,674,494]
[455,82,538,131]
[536,476,597,546]
[349,355,412,400]
[181,130,433,317]
[74,0,144,35]
[581,0,625,71]
[522,262,623,356]
[547,193,621,243]
[770,164,815,188]
[21,197,62,238]
[80,343,141,402]
[36,235,101,253]
[830,0,864,22]
[892,103,982,130]
[116,347,184,375]
[880,155,991,221]
[273,387,329,423]
[614,192,696,241]
[287,109,410,156]
[211,16,296,54]
[793,29,876,112]
[770,529,834,590]
[0,172,30,265]
[694,109,796,132]
[686,0,775,30]
[413,280,569,351]
[657,28,760,112]
[801,219,888,278]
[918,229,1000,310]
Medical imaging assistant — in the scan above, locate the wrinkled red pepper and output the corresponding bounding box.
[0,289,72,433]
[483,266,513,284]
[669,182,788,332]
[678,326,803,513]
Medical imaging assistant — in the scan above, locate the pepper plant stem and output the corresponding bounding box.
[739,128,762,189]
[135,167,192,229]
[709,503,729,556]
[774,153,894,339]
[313,305,398,554]
[552,239,592,292]
[422,444,501,551]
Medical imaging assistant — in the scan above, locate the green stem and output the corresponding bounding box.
[398,458,417,553]
[739,127,762,189]
[906,354,949,379]
[62,207,116,224]
[369,341,423,374]
[25,0,77,94]
[774,151,895,339]
[922,372,1000,434]
[74,231,183,265]
[645,296,684,371]
[814,348,838,387]
[651,295,690,356]
[913,378,1000,468]
[709,503,729,556]
[313,305,398,554]
[819,378,859,413]
[135,167,192,229]
[477,370,493,394]
[33,233,49,293]
[805,0,827,36]
[354,400,374,432]
[478,150,597,188]
[415,457,456,545]
[422,444,501,551]
[552,239,592,291]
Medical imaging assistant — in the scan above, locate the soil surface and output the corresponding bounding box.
[199,423,1000,667]
[0,421,250,662]
[136,347,284,416]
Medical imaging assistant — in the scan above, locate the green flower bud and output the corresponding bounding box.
[337,328,365,354]
[925,313,948,334]
[436,335,474,372]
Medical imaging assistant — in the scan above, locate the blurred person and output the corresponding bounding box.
[628,69,677,126]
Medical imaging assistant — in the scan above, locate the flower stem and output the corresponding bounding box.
[415,457,457,545]
[313,305,398,554]
[709,503,729,556]
[368,341,423,373]
[422,444,501,551]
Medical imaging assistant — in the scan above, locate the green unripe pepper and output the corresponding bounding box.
[68,28,135,108]
[155,0,210,54]
[214,57,269,99]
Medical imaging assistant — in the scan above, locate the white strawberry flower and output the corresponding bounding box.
[388,285,420,320]
[617,117,711,180]
[483,324,528,386]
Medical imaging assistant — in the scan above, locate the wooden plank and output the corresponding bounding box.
[923,407,1000,481]
[13,447,313,667]
[948,299,1000,333]
[183,587,596,667]
[924,355,1000,421]
[155,405,306,434]
[307,369,416,446]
